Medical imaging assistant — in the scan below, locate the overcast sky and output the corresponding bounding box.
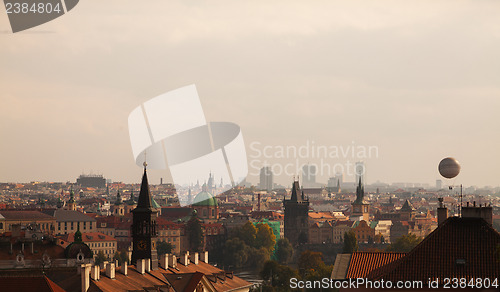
[1,1,499,187]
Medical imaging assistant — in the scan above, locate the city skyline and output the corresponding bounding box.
[1,1,500,187]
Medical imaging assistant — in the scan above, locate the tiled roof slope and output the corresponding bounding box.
[0,276,65,292]
[345,252,406,278]
[0,210,55,220]
[370,217,500,282]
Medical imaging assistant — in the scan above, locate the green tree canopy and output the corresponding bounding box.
[94,250,107,265]
[386,234,422,252]
[157,241,173,256]
[234,221,257,247]
[255,223,276,252]
[342,230,358,253]
[223,237,249,268]
[275,238,293,264]
[247,247,271,270]
[113,250,129,265]
[260,260,299,290]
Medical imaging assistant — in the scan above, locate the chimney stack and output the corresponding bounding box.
[81,264,91,292]
[106,262,115,279]
[180,252,190,266]
[462,203,493,226]
[100,261,108,271]
[145,258,151,272]
[190,252,199,265]
[121,262,128,276]
[437,198,448,226]
[91,265,100,281]
[168,254,177,268]
[200,251,209,263]
[160,254,168,269]
[137,259,146,274]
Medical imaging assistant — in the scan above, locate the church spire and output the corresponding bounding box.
[136,163,153,209]
[354,177,365,204]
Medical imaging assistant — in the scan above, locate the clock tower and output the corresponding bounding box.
[131,163,158,269]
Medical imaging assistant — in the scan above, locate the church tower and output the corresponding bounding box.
[351,178,370,222]
[67,188,76,211]
[131,163,158,269]
[112,190,125,216]
[283,180,310,245]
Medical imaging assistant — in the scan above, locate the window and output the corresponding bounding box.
[0,223,3,229]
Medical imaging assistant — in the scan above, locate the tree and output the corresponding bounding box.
[234,221,257,247]
[247,247,271,271]
[260,260,299,290]
[94,251,107,265]
[255,223,276,252]
[342,231,358,253]
[187,215,204,252]
[113,250,129,265]
[386,234,422,252]
[275,238,293,264]
[223,238,249,268]
[157,241,173,256]
[297,250,324,276]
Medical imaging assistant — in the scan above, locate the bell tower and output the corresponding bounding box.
[131,162,158,269]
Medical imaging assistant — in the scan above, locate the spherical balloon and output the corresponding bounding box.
[438,157,461,179]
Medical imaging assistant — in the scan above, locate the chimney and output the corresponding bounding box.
[100,261,108,271]
[190,252,199,265]
[121,262,128,276]
[437,198,448,226]
[462,203,493,226]
[200,251,209,263]
[81,264,91,292]
[106,262,115,279]
[159,254,168,269]
[91,265,100,281]
[137,259,146,274]
[168,254,177,268]
[145,258,151,272]
[180,252,190,266]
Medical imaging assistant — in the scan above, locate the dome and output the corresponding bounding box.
[192,191,218,207]
[152,197,161,209]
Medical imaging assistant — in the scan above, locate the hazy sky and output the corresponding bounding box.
[1,1,499,187]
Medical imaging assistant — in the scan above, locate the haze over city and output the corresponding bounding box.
[1,1,500,187]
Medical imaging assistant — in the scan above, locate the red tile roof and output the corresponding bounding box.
[60,232,116,243]
[0,210,55,220]
[345,252,406,278]
[370,217,500,282]
[0,276,65,292]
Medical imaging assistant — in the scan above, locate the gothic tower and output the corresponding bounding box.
[283,180,310,245]
[351,178,370,222]
[131,164,158,269]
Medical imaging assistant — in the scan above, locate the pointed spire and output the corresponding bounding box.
[290,179,301,202]
[354,177,365,204]
[136,168,153,209]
